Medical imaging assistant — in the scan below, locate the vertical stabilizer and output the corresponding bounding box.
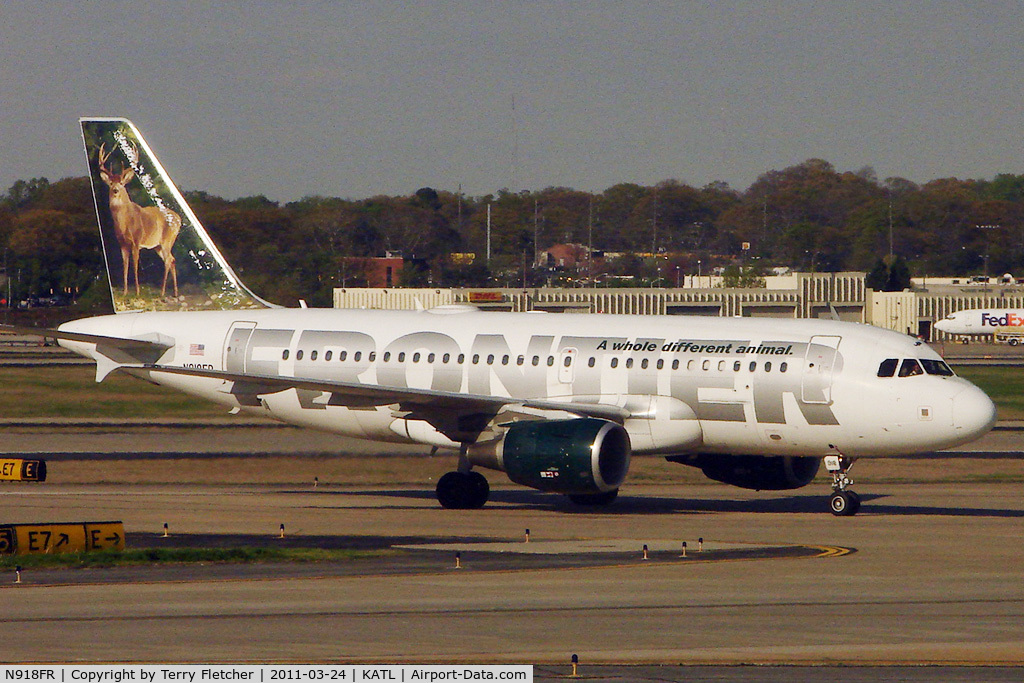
[80,118,271,313]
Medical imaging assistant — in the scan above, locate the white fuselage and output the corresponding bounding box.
[59,308,996,459]
[935,309,1024,336]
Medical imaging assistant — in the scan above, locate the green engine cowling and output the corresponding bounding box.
[468,418,631,494]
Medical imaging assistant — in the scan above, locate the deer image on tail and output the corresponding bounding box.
[97,142,181,298]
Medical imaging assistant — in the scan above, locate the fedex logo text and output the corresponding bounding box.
[981,312,1024,327]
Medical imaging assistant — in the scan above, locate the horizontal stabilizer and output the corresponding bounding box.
[0,324,173,352]
[0,324,174,382]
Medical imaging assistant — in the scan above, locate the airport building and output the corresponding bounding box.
[333,272,1024,341]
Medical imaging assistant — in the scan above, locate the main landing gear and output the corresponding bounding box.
[436,446,489,509]
[824,453,860,516]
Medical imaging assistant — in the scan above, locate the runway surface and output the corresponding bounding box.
[0,425,1022,679]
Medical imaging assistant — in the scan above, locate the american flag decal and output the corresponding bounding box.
[190,343,205,356]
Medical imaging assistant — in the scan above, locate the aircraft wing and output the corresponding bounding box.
[136,363,630,442]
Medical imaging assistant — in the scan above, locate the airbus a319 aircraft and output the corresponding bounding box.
[3,119,997,515]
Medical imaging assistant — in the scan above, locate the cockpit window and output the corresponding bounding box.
[877,358,898,377]
[898,359,924,377]
[920,359,955,376]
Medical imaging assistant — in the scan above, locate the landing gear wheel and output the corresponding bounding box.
[824,453,860,516]
[467,471,489,509]
[847,490,861,515]
[436,471,489,509]
[829,490,859,516]
[568,489,619,506]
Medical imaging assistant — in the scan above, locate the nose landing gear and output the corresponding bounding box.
[824,453,860,516]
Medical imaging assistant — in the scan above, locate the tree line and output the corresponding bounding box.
[2,159,1023,309]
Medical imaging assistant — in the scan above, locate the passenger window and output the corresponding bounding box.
[354,352,362,361]
[547,356,555,366]
[325,350,332,361]
[282,350,290,360]
[340,351,348,361]
[672,359,679,370]
[702,360,710,371]
[368,352,376,362]
[749,361,757,372]
[398,352,406,362]
[733,361,741,372]
[780,362,787,373]
[718,360,725,371]
[458,354,465,364]
[383,352,391,362]
[563,355,572,367]
[310,350,318,361]
[473,354,480,364]
[764,361,772,372]
[641,359,649,369]
[611,358,619,369]
[487,354,495,365]
[517,355,525,366]
[442,353,450,364]
[428,353,435,363]
[687,360,694,371]
[877,358,898,377]
[532,355,540,366]
[296,350,304,360]
[412,352,421,363]
[626,358,634,369]
[588,357,596,368]
[657,359,664,370]
[898,359,924,377]
[501,355,509,365]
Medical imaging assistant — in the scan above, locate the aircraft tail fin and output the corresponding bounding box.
[80,118,273,313]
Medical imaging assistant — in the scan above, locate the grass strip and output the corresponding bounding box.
[0,546,388,569]
[953,366,1024,420]
[0,366,225,419]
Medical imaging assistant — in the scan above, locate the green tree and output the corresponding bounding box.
[865,259,889,290]
[886,256,911,292]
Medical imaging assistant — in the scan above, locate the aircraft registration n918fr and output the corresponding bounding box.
[2,119,997,516]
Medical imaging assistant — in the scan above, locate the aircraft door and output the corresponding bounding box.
[225,322,257,373]
[558,347,577,384]
[801,335,841,404]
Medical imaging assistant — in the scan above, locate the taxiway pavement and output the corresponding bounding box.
[0,424,1022,671]
[1,477,1024,666]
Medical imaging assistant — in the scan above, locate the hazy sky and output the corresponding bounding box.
[2,1,1022,203]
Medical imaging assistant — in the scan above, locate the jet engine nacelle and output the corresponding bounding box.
[669,454,821,491]
[468,418,631,495]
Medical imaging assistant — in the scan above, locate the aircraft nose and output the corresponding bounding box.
[935,319,953,332]
[952,384,997,439]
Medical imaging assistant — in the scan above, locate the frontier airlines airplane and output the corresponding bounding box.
[3,119,997,515]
